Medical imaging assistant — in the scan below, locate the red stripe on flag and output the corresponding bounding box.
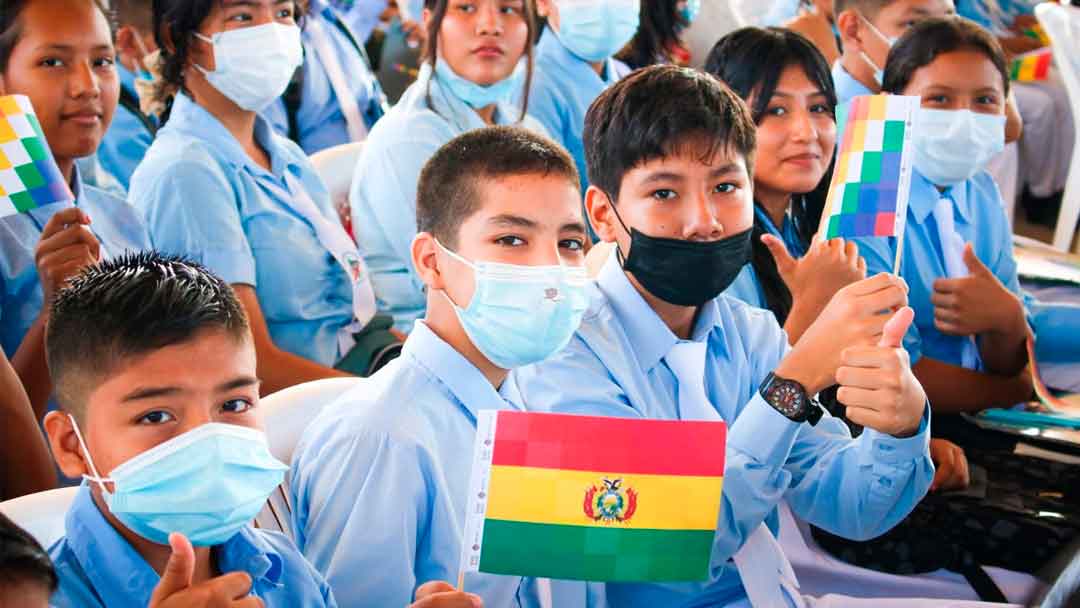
[1035,52,1052,80]
[490,411,726,476]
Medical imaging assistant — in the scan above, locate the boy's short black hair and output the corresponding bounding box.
[112,0,154,31]
[0,512,57,593]
[416,125,580,248]
[46,251,250,421]
[833,0,895,18]
[583,64,757,201]
[883,16,1010,96]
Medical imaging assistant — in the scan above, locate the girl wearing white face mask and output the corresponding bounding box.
[349,0,545,334]
[130,0,395,395]
[846,16,1058,431]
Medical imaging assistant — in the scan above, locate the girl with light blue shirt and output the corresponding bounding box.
[131,0,383,394]
[704,28,865,346]
[349,0,545,333]
[0,0,151,417]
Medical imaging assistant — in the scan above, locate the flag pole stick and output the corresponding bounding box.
[457,570,466,592]
[892,212,907,276]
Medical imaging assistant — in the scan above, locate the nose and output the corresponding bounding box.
[790,107,817,143]
[179,411,214,435]
[69,60,101,100]
[476,3,504,36]
[682,189,725,241]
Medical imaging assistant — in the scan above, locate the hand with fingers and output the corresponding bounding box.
[763,234,866,321]
[149,533,264,608]
[928,439,970,492]
[410,582,483,608]
[34,207,101,307]
[835,306,927,438]
[931,244,1025,339]
[777,272,910,395]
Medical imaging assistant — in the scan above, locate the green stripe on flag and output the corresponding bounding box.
[478,519,714,582]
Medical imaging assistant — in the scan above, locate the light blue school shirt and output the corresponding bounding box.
[130,93,353,366]
[96,64,155,191]
[289,321,537,607]
[955,0,1035,32]
[726,205,808,310]
[524,30,631,193]
[263,0,386,155]
[0,165,150,357]
[349,63,545,333]
[515,254,933,608]
[850,170,1023,366]
[48,484,336,608]
[330,0,389,44]
[831,61,874,105]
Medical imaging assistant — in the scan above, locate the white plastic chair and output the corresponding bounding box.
[0,486,79,549]
[1036,2,1080,252]
[254,377,364,538]
[777,502,1047,604]
[309,141,366,232]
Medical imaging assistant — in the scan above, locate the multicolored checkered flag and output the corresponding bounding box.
[0,95,72,218]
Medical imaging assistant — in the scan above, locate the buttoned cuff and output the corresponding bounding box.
[859,401,931,465]
[728,394,802,466]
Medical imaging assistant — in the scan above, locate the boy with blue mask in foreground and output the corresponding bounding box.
[516,65,940,608]
[40,252,337,608]
[291,126,597,608]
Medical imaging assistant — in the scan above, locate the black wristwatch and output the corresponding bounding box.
[759,372,824,425]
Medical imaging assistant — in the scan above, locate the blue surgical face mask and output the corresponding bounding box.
[436,240,589,369]
[73,418,288,547]
[679,0,701,24]
[434,58,524,110]
[912,108,1006,186]
[554,0,641,63]
[195,23,303,111]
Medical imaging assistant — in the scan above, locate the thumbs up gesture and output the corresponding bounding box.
[149,533,261,608]
[835,306,927,437]
[931,244,1025,338]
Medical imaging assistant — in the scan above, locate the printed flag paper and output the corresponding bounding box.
[0,95,72,218]
[1021,24,1051,46]
[1010,49,1053,83]
[823,94,919,242]
[460,411,726,582]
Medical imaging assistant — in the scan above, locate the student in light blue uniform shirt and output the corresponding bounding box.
[851,18,1038,421]
[350,0,545,333]
[132,0,382,393]
[525,0,637,194]
[42,253,336,608]
[0,0,151,417]
[518,65,937,608]
[330,0,389,44]
[293,127,595,607]
[262,0,387,155]
[94,62,155,191]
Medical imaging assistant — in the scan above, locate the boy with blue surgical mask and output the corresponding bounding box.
[526,0,638,195]
[291,126,597,607]
[516,65,945,608]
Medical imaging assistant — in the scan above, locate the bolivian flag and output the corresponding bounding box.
[460,411,726,582]
[1010,50,1053,83]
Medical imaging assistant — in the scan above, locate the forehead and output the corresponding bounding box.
[16,0,112,47]
[624,142,749,181]
[881,0,955,18]
[466,172,583,225]
[908,48,1004,92]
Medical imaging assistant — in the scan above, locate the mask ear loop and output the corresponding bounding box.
[433,238,479,310]
[67,414,114,493]
[602,190,635,266]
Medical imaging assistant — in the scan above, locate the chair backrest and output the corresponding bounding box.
[1036,2,1080,251]
[309,141,365,209]
[261,377,364,464]
[0,486,79,549]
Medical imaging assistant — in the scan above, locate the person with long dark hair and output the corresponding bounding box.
[615,0,698,69]
[349,0,543,334]
[705,27,863,345]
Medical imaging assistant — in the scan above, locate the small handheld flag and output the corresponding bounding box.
[0,95,72,218]
[1010,50,1053,83]
[1021,24,1051,47]
[460,411,726,583]
[821,94,920,273]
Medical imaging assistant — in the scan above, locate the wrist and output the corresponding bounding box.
[775,354,828,396]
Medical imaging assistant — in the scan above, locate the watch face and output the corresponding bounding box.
[767,380,806,418]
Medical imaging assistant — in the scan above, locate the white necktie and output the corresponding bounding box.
[306,19,369,142]
[932,197,981,370]
[663,342,801,607]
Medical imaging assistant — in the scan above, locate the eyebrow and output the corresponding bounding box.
[561,221,588,234]
[35,44,113,52]
[488,214,539,229]
[770,90,828,100]
[120,376,260,403]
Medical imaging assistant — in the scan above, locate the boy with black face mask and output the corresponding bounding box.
[516,65,944,608]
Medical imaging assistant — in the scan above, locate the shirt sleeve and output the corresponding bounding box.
[130,158,256,286]
[290,426,455,606]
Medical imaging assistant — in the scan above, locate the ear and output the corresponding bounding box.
[835,10,862,49]
[44,410,91,480]
[115,26,139,66]
[412,231,446,292]
[585,186,620,243]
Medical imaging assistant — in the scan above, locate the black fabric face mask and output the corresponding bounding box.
[618,226,753,306]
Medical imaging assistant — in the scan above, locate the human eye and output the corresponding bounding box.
[809,103,832,115]
[226,11,254,23]
[221,399,255,415]
[559,238,585,252]
[495,235,526,247]
[714,183,738,194]
[651,189,677,201]
[276,5,295,20]
[765,105,787,117]
[455,2,476,13]
[93,56,115,69]
[923,94,948,106]
[136,410,176,425]
[38,57,64,68]
[500,1,523,14]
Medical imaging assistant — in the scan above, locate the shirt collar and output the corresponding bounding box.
[167,94,299,178]
[596,251,728,373]
[419,62,516,132]
[402,320,522,422]
[908,169,974,225]
[63,485,283,607]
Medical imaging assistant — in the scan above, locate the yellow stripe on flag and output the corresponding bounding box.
[1019,58,1036,82]
[868,95,888,120]
[485,465,723,531]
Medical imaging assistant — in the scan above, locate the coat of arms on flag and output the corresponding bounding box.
[459,410,726,583]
